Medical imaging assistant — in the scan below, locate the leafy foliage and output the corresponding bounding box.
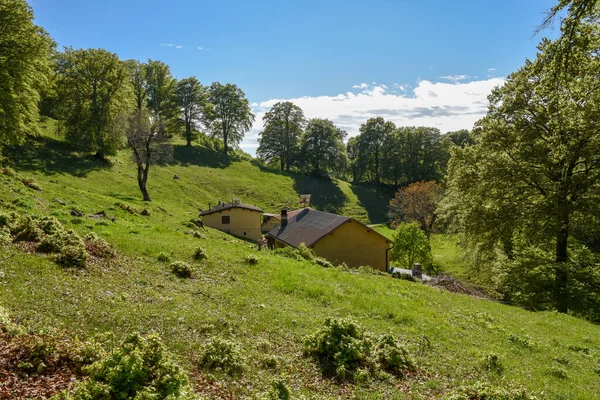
[55,48,131,158]
[175,76,211,146]
[206,82,255,155]
[200,337,244,375]
[170,261,193,278]
[299,118,347,177]
[0,0,54,146]
[388,181,444,237]
[390,222,432,270]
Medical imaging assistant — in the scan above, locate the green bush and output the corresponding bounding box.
[55,245,88,268]
[17,338,57,375]
[447,381,538,400]
[304,318,414,381]
[480,353,504,374]
[0,227,11,246]
[303,318,372,380]
[246,255,259,265]
[14,216,43,242]
[297,243,316,261]
[21,177,42,191]
[83,232,116,258]
[37,229,84,254]
[315,257,333,268]
[0,211,21,232]
[59,333,193,399]
[200,337,244,375]
[371,334,413,376]
[193,246,208,261]
[547,365,568,379]
[157,252,171,262]
[171,261,193,278]
[36,216,64,235]
[272,246,302,261]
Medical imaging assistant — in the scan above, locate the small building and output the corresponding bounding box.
[199,201,263,242]
[266,209,393,271]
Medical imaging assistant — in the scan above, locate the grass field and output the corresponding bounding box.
[1,126,600,399]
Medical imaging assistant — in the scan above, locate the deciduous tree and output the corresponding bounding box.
[445,20,600,313]
[145,60,177,133]
[125,110,173,201]
[206,82,254,155]
[357,117,396,183]
[0,0,54,146]
[55,48,131,158]
[257,101,306,170]
[299,119,347,177]
[390,222,432,270]
[388,181,444,238]
[175,77,210,146]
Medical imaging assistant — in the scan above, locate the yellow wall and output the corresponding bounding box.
[202,208,263,242]
[311,220,390,271]
[261,216,280,233]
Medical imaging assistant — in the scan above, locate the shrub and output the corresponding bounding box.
[272,246,302,261]
[480,353,504,374]
[315,257,333,268]
[55,245,88,268]
[171,261,193,278]
[548,366,568,379]
[1,167,15,176]
[246,255,259,265]
[83,232,116,258]
[17,338,57,375]
[37,229,84,254]
[447,381,538,400]
[157,252,171,262]
[0,305,26,337]
[0,227,11,246]
[21,177,42,191]
[116,202,136,214]
[192,230,206,239]
[0,211,21,232]
[193,246,208,261]
[297,243,316,261]
[13,216,43,242]
[508,333,533,348]
[60,333,193,399]
[200,337,244,375]
[303,318,371,380]
[372,334,413,376]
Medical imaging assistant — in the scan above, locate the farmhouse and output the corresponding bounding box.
[261,209,305,233]
[266,208,393,271]
[199,201,263,242]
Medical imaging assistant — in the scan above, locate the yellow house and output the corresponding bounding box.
[266,209,393,271]
[199,201,263,242]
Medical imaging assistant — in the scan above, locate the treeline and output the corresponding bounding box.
[257,103,472,184]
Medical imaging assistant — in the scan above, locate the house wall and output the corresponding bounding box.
[261,216,280,233]
[311,220,390,271]
[202,208,263,242]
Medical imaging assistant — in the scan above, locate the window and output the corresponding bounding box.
[222,215,230,224]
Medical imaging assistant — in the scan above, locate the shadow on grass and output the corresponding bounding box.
[173,145,232,169]
[291,174,347,214]
[4,135,110,177]
[350,182,396,224]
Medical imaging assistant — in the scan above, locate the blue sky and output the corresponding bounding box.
[30,0,561,152]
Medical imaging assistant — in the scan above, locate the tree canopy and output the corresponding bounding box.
[299,119,347,177]
[257,101,306,171]
[206,82,254,155]
[445,19,600,313]
[174,77,211,146]
[0,0,54,146]
[55,47,131,158]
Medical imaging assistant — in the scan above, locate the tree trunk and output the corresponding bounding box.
[554,201,569,313]
[374,150,380,184]
[280,158,285,170]
[137,164,151,201]
[223,131,228,155]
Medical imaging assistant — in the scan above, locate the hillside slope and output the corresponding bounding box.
[1,129,600,399]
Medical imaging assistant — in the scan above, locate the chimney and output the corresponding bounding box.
[281,209,288,227]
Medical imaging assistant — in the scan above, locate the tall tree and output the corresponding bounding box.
[206,82,254,155]
[145,60,177,133]
[390,222,432,270]
[126,60,147,112]
[55,48,131,158]
[125,110,173,201]
[0,0,54,146]
[357,117,396,183]
[174,77,210,146]
[388,181,444,238]
[445,20,600,313]
[257,101,306,171]
[397,127,445,185]
[299,118,347,176]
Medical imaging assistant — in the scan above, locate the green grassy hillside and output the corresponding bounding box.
[1,128,600,399]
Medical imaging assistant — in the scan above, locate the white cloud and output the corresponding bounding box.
[440,75,469,81]
[487,67,497,76]
[240,78,505,154]
[197,47,205,51]
[160,43,184,49]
